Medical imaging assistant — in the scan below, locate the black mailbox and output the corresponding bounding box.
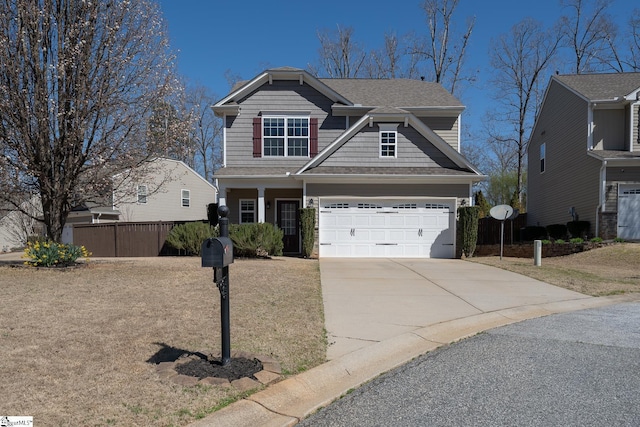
[201,237,234,268]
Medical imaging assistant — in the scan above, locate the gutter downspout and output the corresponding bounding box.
[596,160,607,238]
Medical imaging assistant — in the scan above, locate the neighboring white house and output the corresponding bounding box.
[113,158,217,222]
[0,196,43,252]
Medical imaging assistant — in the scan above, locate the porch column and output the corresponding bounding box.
[217,183,227,207]
[257,186,266,223]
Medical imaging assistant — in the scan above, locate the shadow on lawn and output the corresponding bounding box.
[146,342,208,364]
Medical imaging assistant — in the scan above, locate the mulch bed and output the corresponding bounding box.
[175,356,262,381]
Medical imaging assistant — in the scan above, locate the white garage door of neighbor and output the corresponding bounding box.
[319,198,455,258]
[618,184,640,240]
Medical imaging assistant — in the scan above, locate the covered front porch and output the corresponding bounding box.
[216,178,310,254]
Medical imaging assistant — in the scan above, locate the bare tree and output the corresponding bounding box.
[488,18,561,205]
[558,0,619,73]
[410,0,475,95]
[185,85,223,182]
[309,25,367,78]
[0,0,182,242]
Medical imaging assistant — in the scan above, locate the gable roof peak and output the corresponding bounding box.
[553,72,640,101]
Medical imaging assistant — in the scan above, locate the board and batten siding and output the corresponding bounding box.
[528,80,601,229]
[224,81,345,168]
[318,125,458,168]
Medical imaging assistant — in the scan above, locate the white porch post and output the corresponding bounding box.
[217,183,227,207]
[257,186,266,223]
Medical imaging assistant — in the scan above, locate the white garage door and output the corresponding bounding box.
[618,185,640,240]
[319,198,455,258]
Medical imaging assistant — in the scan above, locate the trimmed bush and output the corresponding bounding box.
[570,237,584,244]
[23,240,91,267]
[229,223,284,257]
[567,221,590,239]
[520,226,548,241]
[590,237,603,243]
[300,208,316,258]
[458,206,479,258]
[165,222,218,256]
[546,224,568,240]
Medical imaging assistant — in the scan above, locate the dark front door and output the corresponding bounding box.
[277,200,300,254]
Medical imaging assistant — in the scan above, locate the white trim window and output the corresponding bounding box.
[239,199,256,223]
[379,124,398,158]
[181,189,190,207]
[540,143,546,173]
[263,116,309,157]
[137,185,148,204]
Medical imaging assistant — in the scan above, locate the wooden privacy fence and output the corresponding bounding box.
[477,213,528,245]
[72,222,176,257]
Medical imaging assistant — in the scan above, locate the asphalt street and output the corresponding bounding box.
[299,302,640,427]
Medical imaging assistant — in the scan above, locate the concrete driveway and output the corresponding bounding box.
[321,258,592,360]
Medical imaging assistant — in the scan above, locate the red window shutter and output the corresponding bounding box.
[253,117,262,158]
[310,117,318,158]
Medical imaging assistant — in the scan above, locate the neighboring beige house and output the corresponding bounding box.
[212,67,484,258]
[528,73,640,240]
[113,158,217,222]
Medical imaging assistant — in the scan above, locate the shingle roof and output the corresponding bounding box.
[588,150,640,160]
[319,78,463,108]
[555,73,640,100]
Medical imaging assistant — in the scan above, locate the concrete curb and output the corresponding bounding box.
[188,293,639,427]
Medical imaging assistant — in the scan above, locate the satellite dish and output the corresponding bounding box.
[489,204,514,221]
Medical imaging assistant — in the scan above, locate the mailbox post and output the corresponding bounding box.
[201,205,234,365]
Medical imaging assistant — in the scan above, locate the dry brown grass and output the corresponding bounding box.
[469,243,640,296]
[0,256,324,426]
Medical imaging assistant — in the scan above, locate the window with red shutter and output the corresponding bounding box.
[253,117,262,157]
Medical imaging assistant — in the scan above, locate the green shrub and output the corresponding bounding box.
[541,239,551,245]
[555,239,566,244]
[23,240,91,267]
[458,206,479,258]
[569,237,584,244]
[590,237,603,243]
[229,223,284,257]
[567,221,590,239]
[300,208,316,258]
[165,222,218,256]
[546,224,568,240]
[521,226,548,241]
[614,237,625,243]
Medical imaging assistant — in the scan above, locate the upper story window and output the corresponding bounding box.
[181,189,190,207]
[263,116,309,157]
[540,143,546,173]
[379,124,398,158]
[240,199,256,223]
[137,185,147,204]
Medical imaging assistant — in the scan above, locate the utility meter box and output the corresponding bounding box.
[201,237,234,268]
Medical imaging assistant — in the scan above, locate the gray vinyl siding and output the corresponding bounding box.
[307,183,468,198]
[225,80,345,168]
[318,125,458,168]
[634,105,640,152]
[419,116,459,151]
[593,109,625,150]
[528,80,601,229]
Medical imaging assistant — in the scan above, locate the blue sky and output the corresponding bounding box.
[158,0,632,139]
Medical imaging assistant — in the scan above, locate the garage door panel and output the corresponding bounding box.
[618,185,640,240]
[319,198,455,258]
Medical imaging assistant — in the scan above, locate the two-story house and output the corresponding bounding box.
[528,73,640,241]
[213,67,484,258]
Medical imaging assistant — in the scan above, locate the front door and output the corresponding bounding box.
[277,200,300,254]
